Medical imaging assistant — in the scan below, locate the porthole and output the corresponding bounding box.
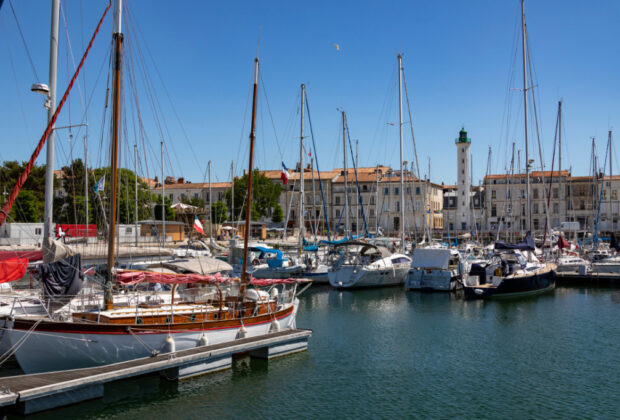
[213,313,218,320]
[190,313,196,322]
[165,316,171,324]
[136,317,143,324]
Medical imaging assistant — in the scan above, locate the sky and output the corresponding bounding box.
[1,0,619,189]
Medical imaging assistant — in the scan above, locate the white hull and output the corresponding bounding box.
[6,301,298,374]
[328,265,410,288]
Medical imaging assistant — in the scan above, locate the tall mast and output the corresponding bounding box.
[521,0,531,233]
[105,0,124,310]
[240,57,259,290]
[375,165,379,235]
[208,160,213,240]
[398,54,405,251]
[342,111,349,238]
[299,84,305,252]
[558,101,563,223]
[161,140,165,246]
[43,0,60,244]
[231,161,235,222]
[311,157,317,242]
[84,136,89,231]
[356,139,359,237]
[134,143,138,247]
[609,131,612,229]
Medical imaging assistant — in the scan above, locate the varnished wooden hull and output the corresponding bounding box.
[5,302,297,374]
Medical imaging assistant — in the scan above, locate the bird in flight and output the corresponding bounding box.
[333,43,340,52]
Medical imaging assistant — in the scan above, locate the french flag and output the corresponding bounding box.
[193,216,205,236]
[281,162,290,185]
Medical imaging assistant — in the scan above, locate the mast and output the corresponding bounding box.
[510,142,516,241]
[356,139,359,237]
[231,161,234,222]
[43,0,60,244]
[609,130,612,231]
[161,140,165,246]
[375,165,379,236]
[311,156,317,242]
[342,111,349,238]
[84,136,88,232]
[134,143,138,247]
[558,101,563,223]
[240,57,259,291]
[105,0,124,310]
[521,0,531,233]
[299,84,305,252]
[208,160,213,240]
[398,54,405,251]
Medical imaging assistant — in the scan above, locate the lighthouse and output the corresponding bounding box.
[455,128,471,232]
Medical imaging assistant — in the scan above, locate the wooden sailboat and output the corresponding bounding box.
[4,1,302,374]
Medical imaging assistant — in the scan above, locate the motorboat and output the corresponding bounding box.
[405,248,462,291]
[328,241,411,289]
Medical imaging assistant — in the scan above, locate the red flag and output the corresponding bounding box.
[193,216,205,235]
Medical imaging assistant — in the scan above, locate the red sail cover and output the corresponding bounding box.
[558,236,570,250]
[0,258,28,283]
[115,270,298,287]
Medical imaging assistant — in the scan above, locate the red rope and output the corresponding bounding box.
[0,1,112,226]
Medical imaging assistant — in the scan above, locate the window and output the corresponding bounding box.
[395,201,400,212]
[449,223,454,231]
[335,196,341,205]
[169,194,173,200]
[491,190,496,199]
[533,218,539,230]
[614,190,618,200]
[533,188,539,199]
[370,196,376,205]
[370,209,375,217]
[552,188,559,199]
[462,159,465,164]
[462,223,466,231]
[533,203,539,214]
[491,205,497,217]
[568,201,573,210]
[35,228,42,235]
[335,209,340,217]
[416,187,420,195]
[384,187,389,195]
[394,187,399,195]
[521,204,525,216]
[362,185,368,192]
[194,193,199,199]
[126,227,132,234]
[580,200,585,210]
[406,187,411,194]
[553,203,559,214]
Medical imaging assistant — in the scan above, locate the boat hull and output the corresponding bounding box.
[405,269,460,291]
[463,269,555,299]
[328,265,410,289]
[5,302,297,374]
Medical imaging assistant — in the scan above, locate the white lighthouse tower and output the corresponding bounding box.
[456,128,471,232]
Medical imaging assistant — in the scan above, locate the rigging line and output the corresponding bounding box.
[60,1,88,121]
[7,0,39,81]
[125,9,202,174]
[345,119,369,236]
[0,0,112,226]
[304,94,331,239]
[0,20,33,141]
[259,71,285,161]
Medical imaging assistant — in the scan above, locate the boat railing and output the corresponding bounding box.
[0,294,53,319]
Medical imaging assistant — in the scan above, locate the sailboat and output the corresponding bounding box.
[463,0,556,299]
[3,1,302,374]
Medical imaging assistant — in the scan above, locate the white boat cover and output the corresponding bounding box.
[410,248,451,269]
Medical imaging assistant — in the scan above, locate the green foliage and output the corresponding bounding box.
[211,200,228,223]
[0,160,48,222]
[153,195,175,221]
[271,203,284,223]
[224,170,282,221]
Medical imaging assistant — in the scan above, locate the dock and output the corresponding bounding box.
[556,272,620,287]
[0,328,311,415]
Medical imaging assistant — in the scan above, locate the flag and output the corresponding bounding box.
[93,175,105,194]
[558,235,569,250]
[193,216,205,236]
[308,150,312,158]
[281,162,290,185]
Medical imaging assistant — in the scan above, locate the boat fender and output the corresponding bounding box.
[237,324,247,339]
[270,288,279,299]
[270,319,280,332]
[164,335,176,353]
[198,333,208,347]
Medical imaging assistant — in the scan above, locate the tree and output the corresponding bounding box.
[181,196,206,209]
[10,190,39,222]
[0,160,48,222]
[224,170,282,221]
[153,195,175,221]
[272,203,284,223]
[211,201,228,224]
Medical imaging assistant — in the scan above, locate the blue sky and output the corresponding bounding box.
[1,0,619,188]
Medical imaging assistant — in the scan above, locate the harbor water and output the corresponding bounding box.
[19,286,620,419]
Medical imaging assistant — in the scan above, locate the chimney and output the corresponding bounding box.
[177,177,184,184]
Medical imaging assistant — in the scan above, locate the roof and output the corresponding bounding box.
[151,181,232,191]
[261,169,337,181]
[484,170,570,180]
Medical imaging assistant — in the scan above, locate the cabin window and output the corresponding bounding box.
[213,313,219,320]
[136,318,143,324]
[190,313,196,322]
[165,317,172,324]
